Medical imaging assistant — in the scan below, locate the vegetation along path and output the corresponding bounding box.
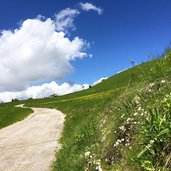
[0,105,64,171]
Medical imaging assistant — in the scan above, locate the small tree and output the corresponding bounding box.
[131,60,135,67]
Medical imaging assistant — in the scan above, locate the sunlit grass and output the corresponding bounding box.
[0,48,171,170]
[0,102,33,129]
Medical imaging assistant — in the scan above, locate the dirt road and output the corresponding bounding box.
[0,106,64,171]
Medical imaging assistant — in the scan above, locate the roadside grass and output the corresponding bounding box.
[1,48,171,170]
[0,102,33,129]
[24,61,148,171]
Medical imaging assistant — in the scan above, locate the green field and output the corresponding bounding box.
[0,102,32,129]
[0,48,171,171]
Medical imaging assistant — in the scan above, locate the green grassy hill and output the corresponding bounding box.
[0,102,32,129]
[0,48,171,171]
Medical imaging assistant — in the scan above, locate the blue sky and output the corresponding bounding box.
[0,0,171,96]
[1,0,171,84]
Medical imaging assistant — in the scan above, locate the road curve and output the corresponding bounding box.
[0,105,64,171]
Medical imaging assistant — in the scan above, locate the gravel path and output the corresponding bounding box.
[0,105,64,171]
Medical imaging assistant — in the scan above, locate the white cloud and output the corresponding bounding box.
[117,68,128,74]
[0,81,90,103]
[92,77,108,86]
[80,2,103,15]
[0,17,87,91]
[55,8,80,32]
[0,3,103,95]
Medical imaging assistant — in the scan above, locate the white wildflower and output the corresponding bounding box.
[150,140,155,144]
[161,80,166,84]
[149,83,154,87]
[114,141,119,147]
[134,96,140,104]
[121,138,124,142]
[138,107,141,111]
[95,165,102,171]
[88,160,92,164]
[126,118,132,122]
[102,119,106,124]
[85,151,91,158]
[125,143,130,146]
[119,126,125,130]
[117,139,122,143]
[134,112,138,116]
[126,139,130,142]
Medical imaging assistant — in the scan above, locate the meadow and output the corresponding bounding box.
[0,102,32,129]
[0,48,171,171]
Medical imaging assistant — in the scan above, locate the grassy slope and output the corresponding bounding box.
[0,49,171,170]
[0,102,33,129]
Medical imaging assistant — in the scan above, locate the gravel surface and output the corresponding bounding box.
[0,106,64,171]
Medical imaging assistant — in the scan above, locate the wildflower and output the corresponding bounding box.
[102,119,106,124]
[161,80,166,84]
[134,96,140,103]
[88,160,92,164]
[119,126,125,130]
[114,141,119,147]
[117,139,122,143]
[121,138,124,142]
[125,143,130,146]
[138,107,141,111]
[149,83,154,87]
[121,114,125,118]
[126,118,132,122]
[85,151,91,158]
[95,165,102,171]
[134,112,138,116]
[150,140,155,144]
[126,139,130,142]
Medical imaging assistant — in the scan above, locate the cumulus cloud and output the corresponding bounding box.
[80,2,103,15]
[117,68,128,74]
[0,3,103,96]
[0,17,87,91]
[55,8,80,32]
[92,77,108,86]
[0,81,90,103]
[0,76,109,103]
